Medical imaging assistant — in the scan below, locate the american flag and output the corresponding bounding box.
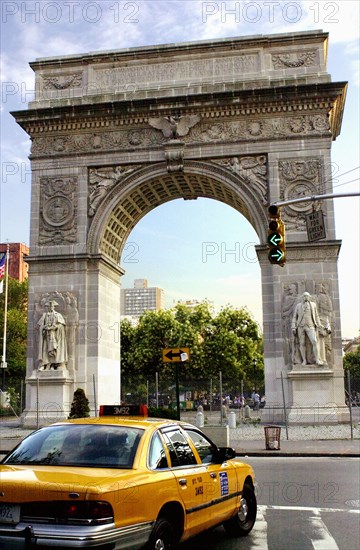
[0,253,6,278]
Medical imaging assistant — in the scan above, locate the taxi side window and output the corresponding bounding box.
[162,429,197,467]
[185,429,217,464]
[149,432,168,469]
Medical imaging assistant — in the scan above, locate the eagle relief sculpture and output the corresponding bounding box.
[148,115,201,139]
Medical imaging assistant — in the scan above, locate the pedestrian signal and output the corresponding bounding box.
[267,205,286,266]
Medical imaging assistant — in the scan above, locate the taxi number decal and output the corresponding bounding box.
[219,472,229,496]
[192,476,203,485]
[192,476,203,497]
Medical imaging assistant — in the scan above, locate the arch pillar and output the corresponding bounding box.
[257,240,348,424]
[22,255,122,426]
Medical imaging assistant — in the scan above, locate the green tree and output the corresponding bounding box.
[132,309,179,378]
[203,306,263,391]
[0,278,28,390]
[120,302,264,397]
[119,318,136,379]
[68,388,90,419]
[343,344,360,380]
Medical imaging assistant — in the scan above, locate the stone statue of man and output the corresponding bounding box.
[291,292,323,366]
[38,300,68,370]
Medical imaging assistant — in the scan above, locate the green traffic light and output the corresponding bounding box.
[267,205,286,266]
[268,248,285,264]
[267,232,283,246]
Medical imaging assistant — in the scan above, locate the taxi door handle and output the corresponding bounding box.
[179,478,187,486]
[210,472,217,479]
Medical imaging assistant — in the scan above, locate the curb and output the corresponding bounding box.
[236,451,360,457]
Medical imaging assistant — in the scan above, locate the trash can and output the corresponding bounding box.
[264,426,281,450]
[228,411,236,429]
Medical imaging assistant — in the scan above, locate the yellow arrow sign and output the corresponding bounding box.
[162,348,190,363]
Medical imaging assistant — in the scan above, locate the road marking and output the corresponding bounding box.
[254,506,351,550]
[250,505,268,549]
[245,457,360,461]
[260,505,360,514]
[309,510,339,550]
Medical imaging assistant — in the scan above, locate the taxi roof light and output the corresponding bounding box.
[99,404,148,417]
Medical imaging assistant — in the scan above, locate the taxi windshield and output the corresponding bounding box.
[3,424,144,469]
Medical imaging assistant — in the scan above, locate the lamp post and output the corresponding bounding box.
[253,358,257,393]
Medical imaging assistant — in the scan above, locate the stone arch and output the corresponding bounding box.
[88,161,268,264]
[14,31,349,425]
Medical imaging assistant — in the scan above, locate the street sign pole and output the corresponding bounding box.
[175,362,180,421]
[162,347,190,420]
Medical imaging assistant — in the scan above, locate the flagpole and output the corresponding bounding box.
[1,245,10,376]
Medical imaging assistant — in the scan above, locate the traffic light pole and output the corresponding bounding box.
[272,191,359,208]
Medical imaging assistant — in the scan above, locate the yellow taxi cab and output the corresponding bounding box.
[0,405,256,549]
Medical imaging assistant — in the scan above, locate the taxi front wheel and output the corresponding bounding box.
[147,517,176,549]
[223,483,257,537]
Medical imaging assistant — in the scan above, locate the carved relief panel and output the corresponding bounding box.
[271,50,318,69]
[279,159,324,231]
[30,113,330,158]
[281,280,333,368]
[88,165,141,217]
[39,177,77,244]
[213,155,268,205]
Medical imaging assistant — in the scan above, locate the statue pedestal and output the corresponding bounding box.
[287,364,349,424]
[22,369,74,427]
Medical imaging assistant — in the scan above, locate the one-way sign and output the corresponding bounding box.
[162,348,190,363]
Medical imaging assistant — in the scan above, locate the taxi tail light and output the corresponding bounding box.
[21,501,114,525]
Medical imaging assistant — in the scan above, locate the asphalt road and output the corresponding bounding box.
[180,457,360,550]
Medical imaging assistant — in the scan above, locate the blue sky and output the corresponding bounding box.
[0,0,359,337]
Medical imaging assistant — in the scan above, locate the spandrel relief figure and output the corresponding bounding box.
[291,292,323,366]
[38,300,68,370]
[88,166,134,216]
[316,283,333,365]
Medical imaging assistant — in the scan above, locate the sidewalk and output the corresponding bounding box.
[1,418,359,457]
[232,437,360,457]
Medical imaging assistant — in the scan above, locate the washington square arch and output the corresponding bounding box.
[13,30,349,426]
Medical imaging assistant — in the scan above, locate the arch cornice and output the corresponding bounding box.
[87,160,268,263]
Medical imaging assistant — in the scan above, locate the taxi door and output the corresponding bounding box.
[160,427,215,537]
[183,427,239,525]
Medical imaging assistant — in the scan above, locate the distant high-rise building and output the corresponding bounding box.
[0,243,29,282]
[120,279,164,316]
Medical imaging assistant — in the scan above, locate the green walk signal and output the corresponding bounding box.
[267,205,286,266]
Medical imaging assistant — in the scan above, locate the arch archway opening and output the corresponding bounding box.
[96,167,266,265]
[119,196,262,323]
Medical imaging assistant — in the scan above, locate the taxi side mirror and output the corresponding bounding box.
[213,447,236,463]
